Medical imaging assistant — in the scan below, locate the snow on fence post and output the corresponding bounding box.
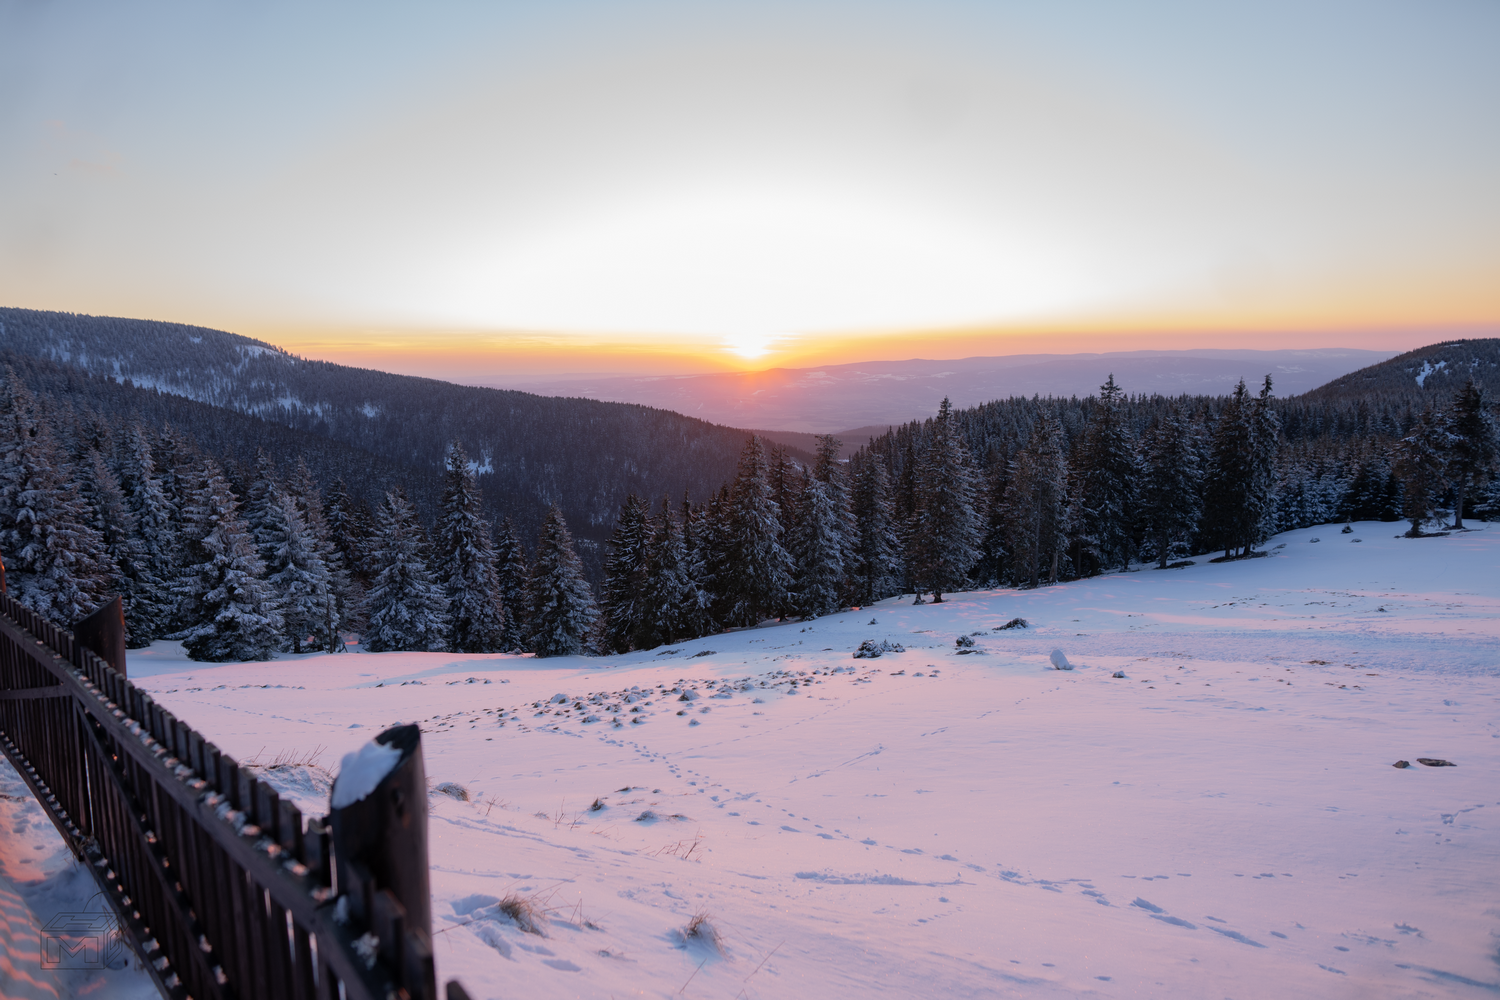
[330,723,436,1000]
[73,595,128,677]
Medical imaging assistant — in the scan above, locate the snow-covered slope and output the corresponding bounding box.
[122,523,1500,999]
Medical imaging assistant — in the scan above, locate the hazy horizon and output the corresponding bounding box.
[4,1,1497,379]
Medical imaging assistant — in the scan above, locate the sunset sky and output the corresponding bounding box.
[3,1,1497,382]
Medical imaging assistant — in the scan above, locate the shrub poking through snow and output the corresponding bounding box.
[499,893,547,936]
[854,639,904,658]
[434,781,469,801]
[590,797,606,811]
[955,635,975,648]
[997,617,1029,630]
[679,910,724,954]
[636,809,658,822]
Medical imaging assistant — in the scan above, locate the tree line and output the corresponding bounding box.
[2,363,1495,662]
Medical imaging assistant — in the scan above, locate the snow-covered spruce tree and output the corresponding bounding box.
[768,442,801,528]
[0,370,115,623]
[813,435,859,604]
[174,459,284,662]
[1069,375,1139,575]
[323,477,370,631]
[1392,407,1454,537]
[679,493,719,639]
[717,437,794,626]
[263,492,337,653]
[1199,381,1259,558]
[494,518,531,652]
[527,505,599,657]
[435,444,505,653]
[1339,451,1402,523]
[849,451,903,605]
[1003,411,1070,588]
[1445,378,1498,528]
[118,422,178,644]
[243,449,283,566]
[1139,403,1202,569]
[1249,375,1282,543]
[907,398,981,602]
[284,458,348,651]
[600,493,654,652]
[894,435,921,592]
[363,489,449,652]
[972,447,1011,588]
[80,448,148,632]
[789,469,846,618]
[695,487,730,622]
[643,497,699,644]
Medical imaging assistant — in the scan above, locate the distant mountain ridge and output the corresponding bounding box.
[0,307,814,568]
[507,347,1402,433]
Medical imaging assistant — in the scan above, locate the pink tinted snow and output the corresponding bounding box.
[113,523,1499,1000]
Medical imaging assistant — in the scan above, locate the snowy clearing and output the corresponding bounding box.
[12,522,1499,999]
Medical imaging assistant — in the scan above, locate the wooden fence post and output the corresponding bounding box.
[329,723,435,999]
[74,595,127,678]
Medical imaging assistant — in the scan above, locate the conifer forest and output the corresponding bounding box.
[0,309,1496,663]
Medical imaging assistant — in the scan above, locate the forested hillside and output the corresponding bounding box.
[0,307,810,560]
[1300,338,1500,405]
[1,307,1495,669]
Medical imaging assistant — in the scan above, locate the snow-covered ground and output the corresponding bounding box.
[9,522,1499,998]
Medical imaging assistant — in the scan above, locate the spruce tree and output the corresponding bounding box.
[1139,404,1202,569]
[789,470,846,617]
[324,477,370,630]
[80,449,140,627]
[643,497,699,644]
[285,458,348,651]
[1249,375,1282,544]
[435,444,505,652]
[1444,378,1498,529]
[600,494,654,652]
[363,489,449,652]
[174,459,284,661]
[1392,407,1453,537]
[0,371,115,623]
[494,518,531,652]
[679,493,718,638]
[1003,412,1070,588]
[1069,375,1138,574]
[527,505,599,657]
[263,492,338,653]
[907,398,981,601]
[849,452,902,605]
[243,449,282,566]
[1199,381,1258,557]
[118,422,178,643]
[717,437,794,626]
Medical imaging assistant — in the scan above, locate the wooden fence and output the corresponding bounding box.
[0,591,472,1000]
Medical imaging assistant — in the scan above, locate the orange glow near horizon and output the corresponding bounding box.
[245,314,1491,387]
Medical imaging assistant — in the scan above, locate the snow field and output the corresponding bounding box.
[95,523,1500,998]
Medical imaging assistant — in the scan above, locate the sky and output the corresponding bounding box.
[3,0,1498,382]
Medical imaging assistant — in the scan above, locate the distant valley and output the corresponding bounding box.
[509,347,1400,440]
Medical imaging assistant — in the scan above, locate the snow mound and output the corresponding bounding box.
[1050,649,1074,670]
